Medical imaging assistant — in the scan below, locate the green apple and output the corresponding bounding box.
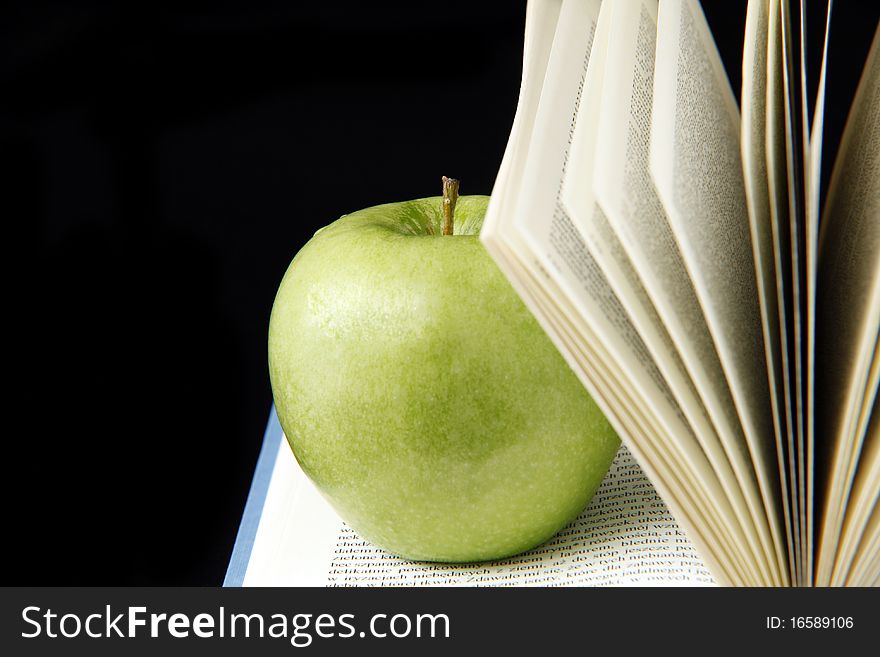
[268,190,619,562]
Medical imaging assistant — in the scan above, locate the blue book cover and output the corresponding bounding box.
[224,406,284,587]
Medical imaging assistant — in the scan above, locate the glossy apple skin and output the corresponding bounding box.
[268,195,619,562]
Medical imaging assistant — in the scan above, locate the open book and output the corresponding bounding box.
[226,408,714,586]
[481,0,879,586]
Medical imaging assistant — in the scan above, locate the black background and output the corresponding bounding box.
[7,2,879,585]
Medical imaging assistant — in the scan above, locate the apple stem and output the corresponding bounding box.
[441,176,459,236]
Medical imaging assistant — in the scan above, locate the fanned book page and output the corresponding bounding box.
[482,0,880,586]
[814,23,880,586]
[650,0,786,584]
[741,0,796,582]
[232,412,714,587]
